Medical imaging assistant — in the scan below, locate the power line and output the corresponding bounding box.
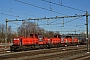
[0,8,35,18]
[49,19,59,24]
[73,0,90,13]
[39,17,82,26]
[64,16,83,24]
[73,0,88,9]
[0,0,39,19]
[0,12,26,18]
[14,0,67,15]
[41,0,86,12]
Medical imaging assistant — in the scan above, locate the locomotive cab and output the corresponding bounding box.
[38,35,43,42]
[13,37,22,46]
[30,34,43,42]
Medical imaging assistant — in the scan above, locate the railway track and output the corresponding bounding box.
[70,53,90,60]
[0,45,90,60]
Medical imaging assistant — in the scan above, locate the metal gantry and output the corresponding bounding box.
[5,11,89,52]
[86,11,89,52]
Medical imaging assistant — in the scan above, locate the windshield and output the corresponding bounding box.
[38,35,43,38]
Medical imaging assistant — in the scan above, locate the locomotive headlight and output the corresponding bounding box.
[39,38,43,42]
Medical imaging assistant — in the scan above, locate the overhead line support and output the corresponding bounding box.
[86,11,89,52]
[5,19,8,49]
[5,19,24,49]
[27,14,85,20]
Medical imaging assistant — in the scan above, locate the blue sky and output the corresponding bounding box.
[0,0,90,34]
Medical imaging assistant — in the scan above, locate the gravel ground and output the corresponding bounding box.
[1,50,90,60]
[0,45,90,60]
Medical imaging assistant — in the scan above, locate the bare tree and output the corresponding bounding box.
[0,24,5,42]
[17,21,58,38]
[18,21,37,36]
[7,26,14,42]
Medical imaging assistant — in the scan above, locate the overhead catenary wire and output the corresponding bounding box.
[37,18,85,32]
[48,19,60,24]
[41,0,86,13]
[14,0,67,15]
[1,0,25,18]
[64,16,83,24]
[0,12,26,18]
[0,6,38,17]
[73,0,90,13]
[0,0,38,19]
[0,8,34,18]
[73,0,88,9]
[38,17,82,26]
